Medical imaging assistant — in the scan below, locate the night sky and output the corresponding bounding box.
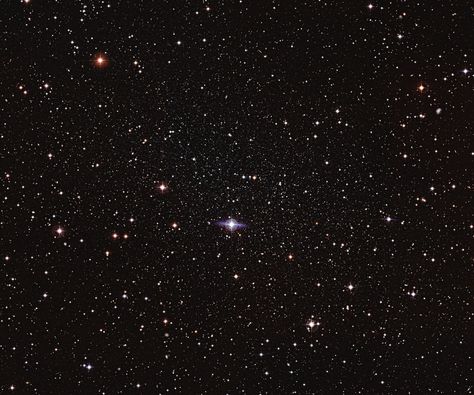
[2,0,473,393]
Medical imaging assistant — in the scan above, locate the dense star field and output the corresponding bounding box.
[1,0,473,393]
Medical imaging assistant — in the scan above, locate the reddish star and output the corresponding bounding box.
[93,53,109,69]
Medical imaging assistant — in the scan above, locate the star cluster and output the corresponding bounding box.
[1,1,473,393]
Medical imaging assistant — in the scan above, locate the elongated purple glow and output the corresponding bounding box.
[217,218,246,231]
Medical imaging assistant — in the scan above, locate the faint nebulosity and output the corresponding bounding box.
[1,1,473,393]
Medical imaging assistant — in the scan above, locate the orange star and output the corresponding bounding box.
[93,53,109,69]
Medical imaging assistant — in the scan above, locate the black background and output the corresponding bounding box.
[1,0,473,393]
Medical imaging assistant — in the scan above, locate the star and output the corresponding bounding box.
[157,182,168,193]
[227,219,237,230]
[53,226,65,237]
[306,319,320,332]
[93,53,109,68]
